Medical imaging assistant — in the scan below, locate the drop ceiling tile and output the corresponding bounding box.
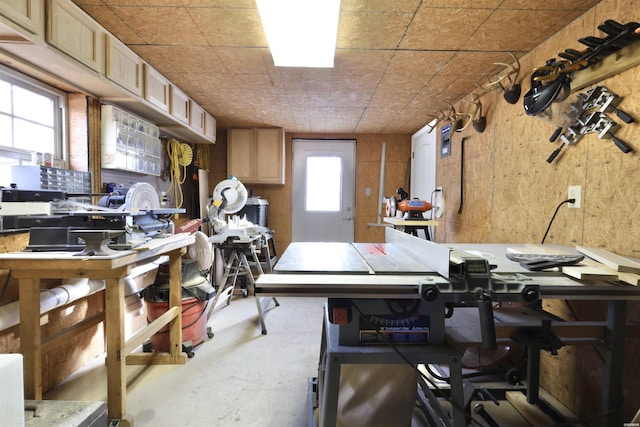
[386,51,456,76]
[110,6,208,45]
[462,10,574,51]
[288,91,330,108]
[327,90,372,108]
[77,5,145,44]
[367,92,415,110]
[333,50,394,76]
[337,11,414,49]
[417,0,502,7]
[189,7,266,47]
[400,7,492,50]
[500,0,599,10]
[340,0,420,13]
[182,0,256,7]
[232,73,285,93]
[214,47,272,74]
[437,51,518,77]
[150,46,227,74]
[130,45,179,73]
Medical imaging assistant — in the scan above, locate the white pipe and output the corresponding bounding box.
[0,278,105,332]
[376,141,386,224]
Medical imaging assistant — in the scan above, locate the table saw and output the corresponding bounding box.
[255,228,640,427]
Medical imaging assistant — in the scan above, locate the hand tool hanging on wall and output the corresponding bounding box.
[546,85,634,163]
[523,20,640,116]
[458,138,465,214]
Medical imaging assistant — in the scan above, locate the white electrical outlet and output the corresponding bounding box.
[568,185,581,208]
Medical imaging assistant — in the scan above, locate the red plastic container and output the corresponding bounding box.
[146,298,209,352]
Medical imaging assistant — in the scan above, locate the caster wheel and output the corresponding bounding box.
[187,351,195,358]
[506,368,522,385]
[206,327,214,339]
[142,341,153,353]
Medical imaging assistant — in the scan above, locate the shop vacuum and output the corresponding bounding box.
[142,258,215,357]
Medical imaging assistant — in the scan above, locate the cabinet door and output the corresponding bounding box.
[228,128,254,182]
[47,0,103,72]
[189,100,205,135]
[105,34,142,96]
[255,128,284,184]
[169,84,189,124]
[143,64,169,112]
[204,112,216,143]
[0,0,44,35]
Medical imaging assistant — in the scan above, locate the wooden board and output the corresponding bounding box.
[561,265,619,281]
[576,246,640,274]
[523,244,623,282]
[506,391,556,427]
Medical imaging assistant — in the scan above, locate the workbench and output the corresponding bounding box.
[383,216,438,240]
[0,233,195,427]
[256,229,640,427]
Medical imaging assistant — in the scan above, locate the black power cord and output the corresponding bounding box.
[541,198,576,244]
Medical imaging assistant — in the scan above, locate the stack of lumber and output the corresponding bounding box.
[511,245,640,286]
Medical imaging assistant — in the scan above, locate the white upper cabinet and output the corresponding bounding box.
[0,0,44,37]
[46,0,103,72]
[143,63,170,112]
[204,112,216,143]
[105,33,142,96]
[169,84,189,124]
[189,99,205,135]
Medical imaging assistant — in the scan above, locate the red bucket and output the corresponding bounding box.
[145,298,209,352]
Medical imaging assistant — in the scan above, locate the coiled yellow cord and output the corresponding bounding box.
[165,138,189,208]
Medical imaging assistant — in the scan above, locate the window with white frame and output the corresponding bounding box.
[0,65,66,187]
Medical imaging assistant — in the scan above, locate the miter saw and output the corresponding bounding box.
[385,187,433,220]
[207,177,269,242]
[23,182,184,252]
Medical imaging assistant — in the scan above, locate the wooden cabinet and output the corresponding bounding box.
[46,0,103,72]
[228,127,285,184]
[189,99,205,135]
[169,84,189,124]
[105,34,142,96]
[204,111,216,143]
[143,63,170,112]
[0,0,44,36]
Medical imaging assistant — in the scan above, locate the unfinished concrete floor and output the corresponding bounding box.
[45,296,325,427]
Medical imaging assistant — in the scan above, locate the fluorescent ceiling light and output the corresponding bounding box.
[256,0,340,68]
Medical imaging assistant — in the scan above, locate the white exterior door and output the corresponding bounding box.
[411,121,437,204]
[292,139,355,242]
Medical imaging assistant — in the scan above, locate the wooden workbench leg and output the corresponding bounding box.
[19,278,42,400]
[105,277,131,426]
[168,249,184,361]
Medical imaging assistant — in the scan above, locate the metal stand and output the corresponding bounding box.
[208,236,279,334]
[313,305,466,427]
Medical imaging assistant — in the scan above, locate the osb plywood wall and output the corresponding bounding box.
[434,0,640,422]
[208,131,411,253]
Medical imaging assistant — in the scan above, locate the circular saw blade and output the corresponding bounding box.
[185,231,213,271]
[212,178,248,214]
[123,182,160,211]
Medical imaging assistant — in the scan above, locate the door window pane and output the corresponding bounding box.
[306,156,341,212]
